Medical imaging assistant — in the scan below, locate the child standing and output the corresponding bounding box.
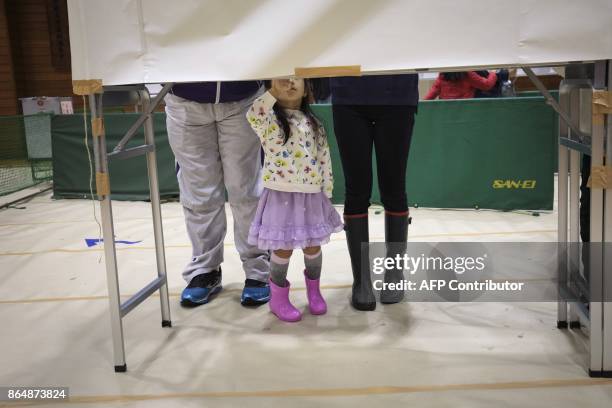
[246,77,343,322]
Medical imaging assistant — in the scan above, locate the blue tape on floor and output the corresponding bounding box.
[85,238,142,247]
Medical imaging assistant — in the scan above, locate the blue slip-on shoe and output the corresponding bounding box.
[180,268,222,307]
[241,279,270,306]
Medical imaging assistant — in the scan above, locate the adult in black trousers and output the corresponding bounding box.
[330,75,419,310]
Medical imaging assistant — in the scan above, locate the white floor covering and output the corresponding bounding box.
[1,188,611,407]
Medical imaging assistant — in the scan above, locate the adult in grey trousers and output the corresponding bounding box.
[165,81,270,307]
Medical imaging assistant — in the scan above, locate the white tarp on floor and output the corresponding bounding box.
[2,190,612,406]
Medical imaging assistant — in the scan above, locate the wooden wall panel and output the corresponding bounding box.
[4,0,79,115]
[0,0,18,115]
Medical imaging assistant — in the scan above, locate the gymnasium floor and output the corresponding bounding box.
[1,184,611,407]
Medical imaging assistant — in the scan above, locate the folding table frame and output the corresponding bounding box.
[75,60,612,375]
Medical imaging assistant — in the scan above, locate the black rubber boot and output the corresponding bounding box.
[344,215,376,311]
[380,212,410,304]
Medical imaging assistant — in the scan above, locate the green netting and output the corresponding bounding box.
[0,114,53,197]
[52,113,178,200]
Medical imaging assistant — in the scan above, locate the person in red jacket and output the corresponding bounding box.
[424,71,497,100]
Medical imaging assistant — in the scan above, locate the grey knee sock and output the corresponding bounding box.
[270,252,290,287]
[304,250,322,280]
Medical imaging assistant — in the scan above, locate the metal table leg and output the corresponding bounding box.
[587,60,607,377]
[602,60,612,376]
[81,83,174,372]
[558,139,569,327]
[140,91,172,328]
[569,89,582,328]
[88,92,127,372]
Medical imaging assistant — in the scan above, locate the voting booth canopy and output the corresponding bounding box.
[67,0,612,84]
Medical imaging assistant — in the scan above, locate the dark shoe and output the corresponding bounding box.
[241,279,270,306]
[380,212,409,304]
[180,268,222,307]
[344,214,376,311]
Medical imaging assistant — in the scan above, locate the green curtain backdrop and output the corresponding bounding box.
[52,96,556,210]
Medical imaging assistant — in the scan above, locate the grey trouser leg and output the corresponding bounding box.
[217,94,269,282]
[165,92,269,283]
[166,93,226,283]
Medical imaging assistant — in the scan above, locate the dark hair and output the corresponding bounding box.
[441,72,467,81]
[264,79,324,145]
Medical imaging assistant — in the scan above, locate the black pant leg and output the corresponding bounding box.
[580,154,591,243]
[372,105,417,213]
[332,105,374,215]
[580,154,591,281]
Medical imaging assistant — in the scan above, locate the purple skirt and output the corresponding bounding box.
[248,188,344,250]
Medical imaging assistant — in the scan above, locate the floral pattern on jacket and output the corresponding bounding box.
[246,91,334,198]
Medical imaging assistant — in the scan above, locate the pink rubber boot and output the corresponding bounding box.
[304,271,327,315]
[269,280,302,322]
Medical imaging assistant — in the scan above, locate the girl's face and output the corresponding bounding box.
[271,77,305,108]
